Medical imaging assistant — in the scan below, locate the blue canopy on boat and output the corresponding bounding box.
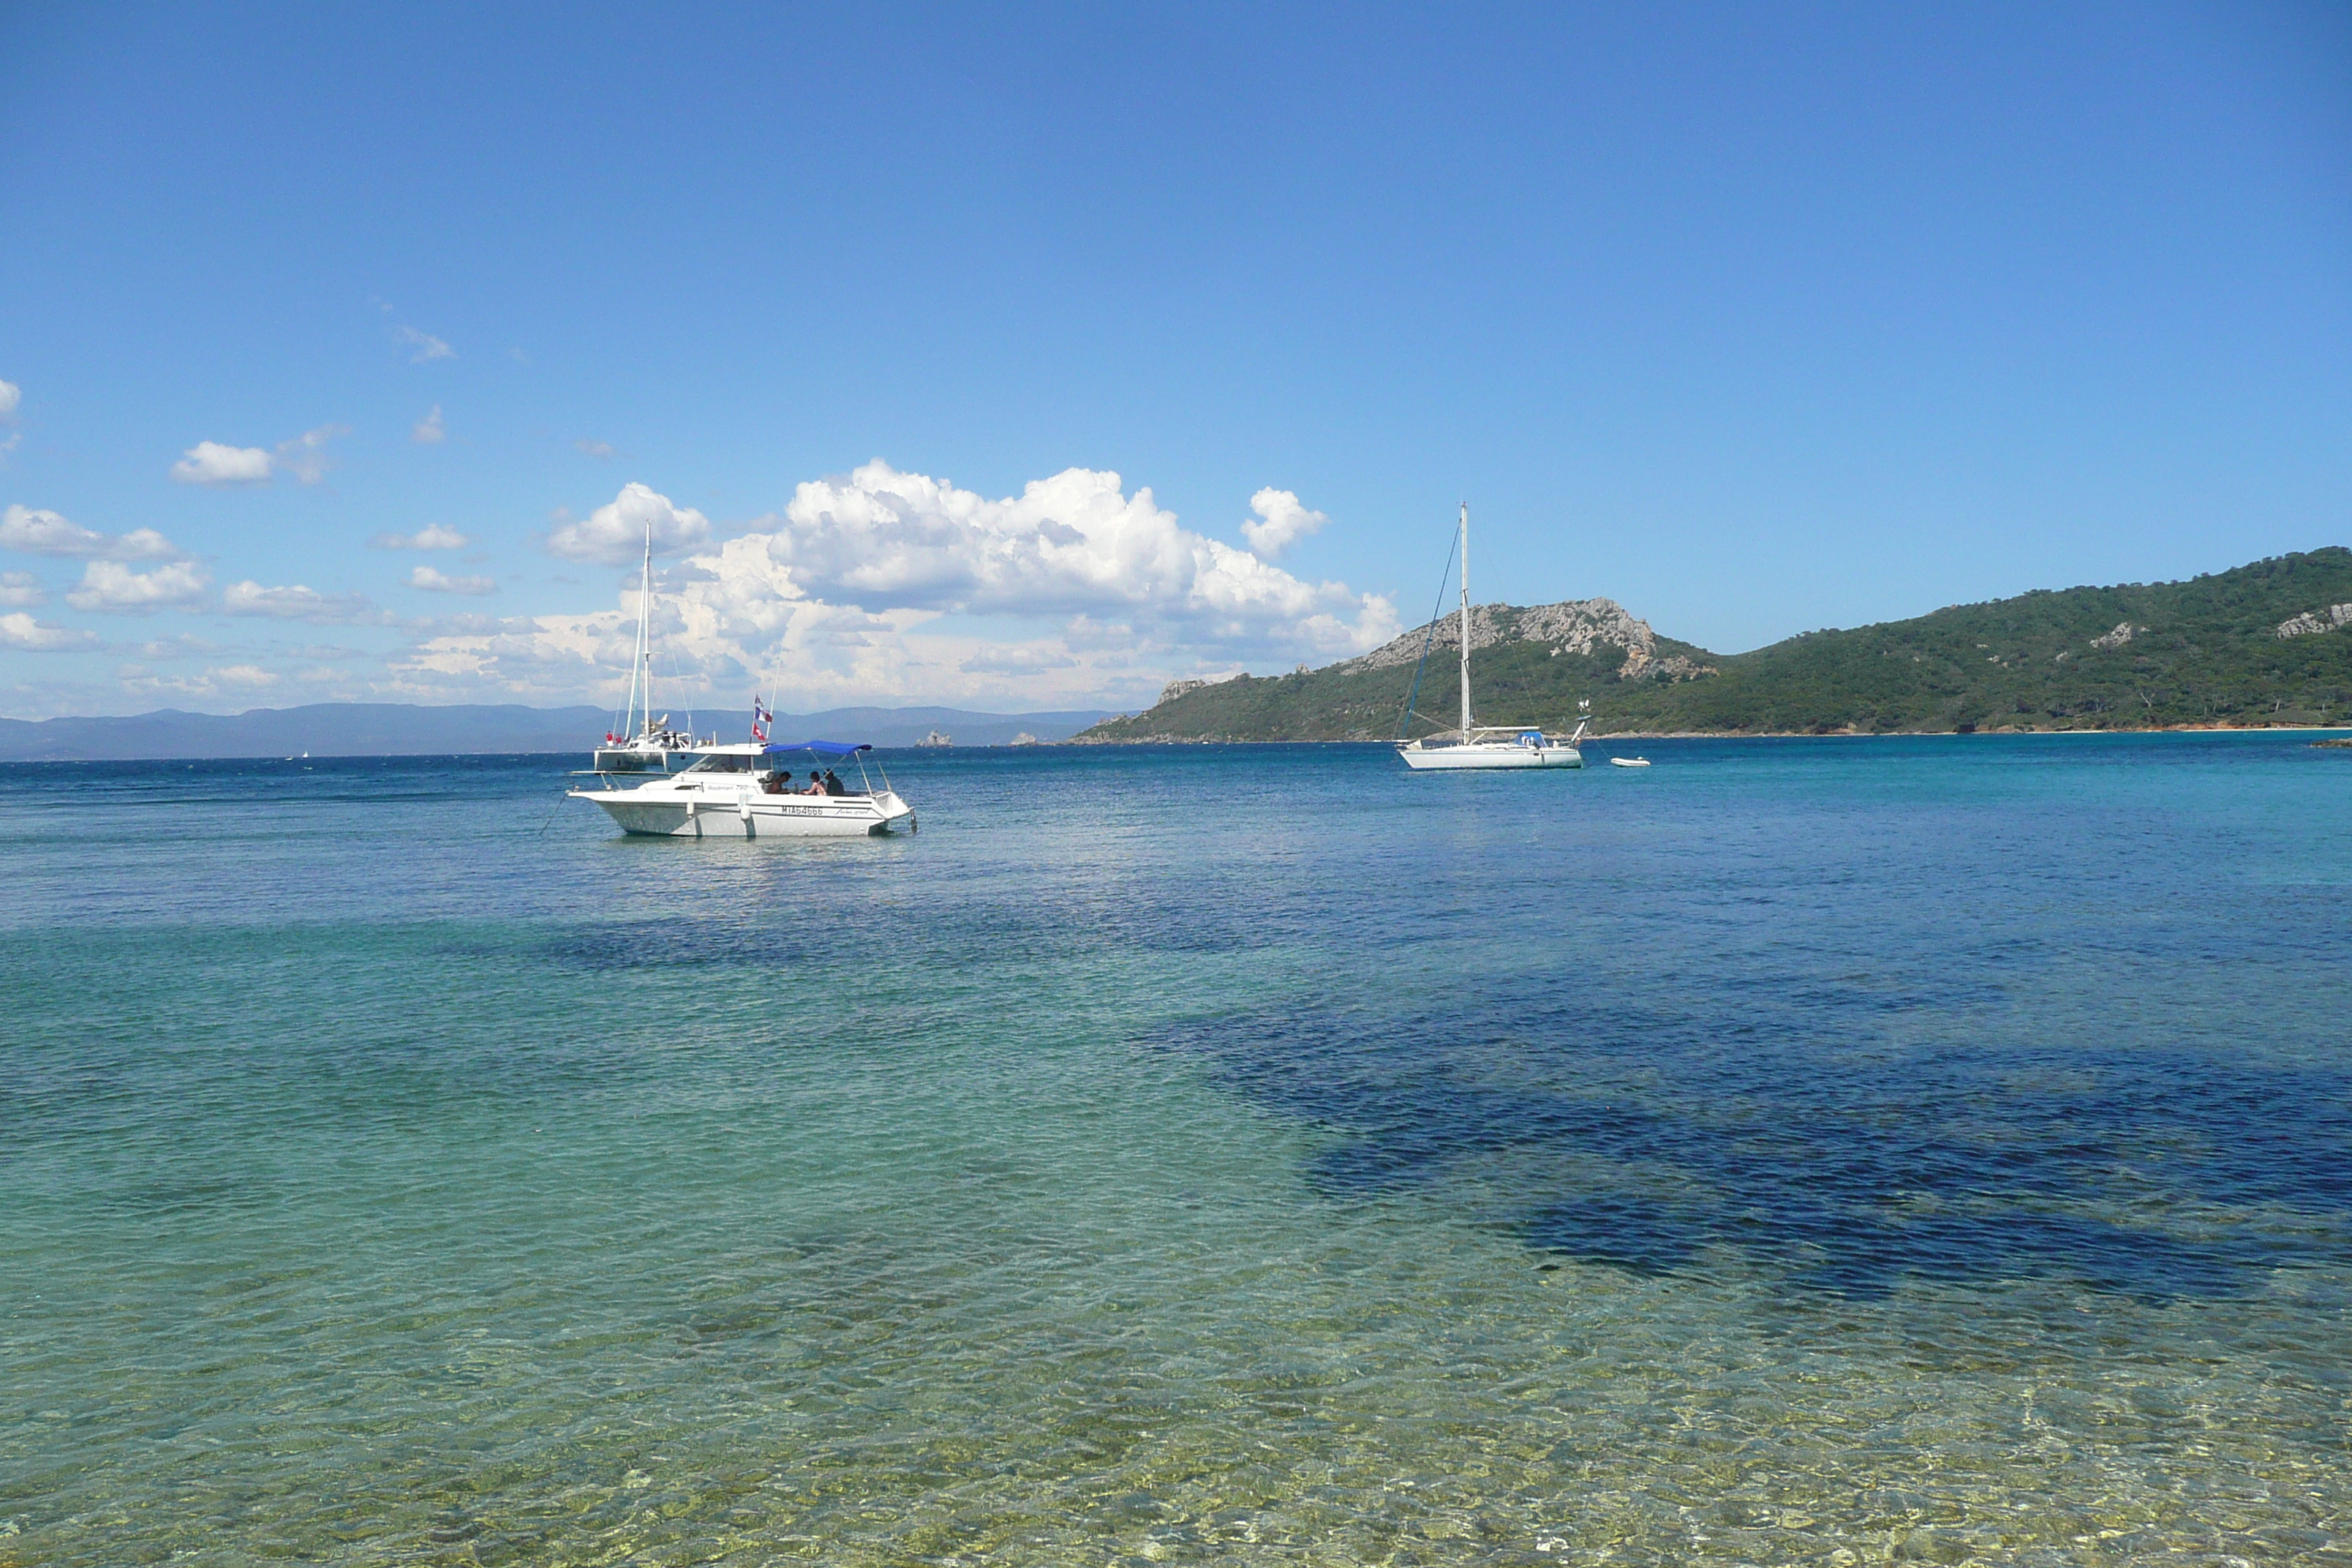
[760,739,872,757]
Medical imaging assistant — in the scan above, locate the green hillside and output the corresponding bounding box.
[1079,549,2352,740]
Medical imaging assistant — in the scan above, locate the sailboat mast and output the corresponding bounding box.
[1458,502,1472,735]
[627,521,653,738]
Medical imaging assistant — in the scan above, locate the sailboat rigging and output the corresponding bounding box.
[592,518,708,772]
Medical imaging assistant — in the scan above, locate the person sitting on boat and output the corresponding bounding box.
[822,769,846,796]
[804,772,827,795]
[760,770,785,795]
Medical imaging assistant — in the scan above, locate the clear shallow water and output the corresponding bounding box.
[2,734,2349,1566]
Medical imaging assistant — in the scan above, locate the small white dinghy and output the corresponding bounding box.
[571,740,915,838]
[1610,755,1651,768]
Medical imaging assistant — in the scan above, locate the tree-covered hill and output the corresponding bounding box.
[1078,549,2352,741]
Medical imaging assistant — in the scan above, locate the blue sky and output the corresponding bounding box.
[1,1,2345,718]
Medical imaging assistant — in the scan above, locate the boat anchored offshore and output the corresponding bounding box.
[592,516,711,772]
[1398,504,1588,771]
[570,739,916,838]
[1610,755,1651,768]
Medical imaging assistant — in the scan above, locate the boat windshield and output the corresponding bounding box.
[682,753,758,773]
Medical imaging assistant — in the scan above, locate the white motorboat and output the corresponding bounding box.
[1398,503,1587,771]
[570,740,916,838]
[1610,755,1651,768]
[592,519,712,772]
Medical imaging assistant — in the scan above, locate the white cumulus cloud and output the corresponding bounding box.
[1,505,184,561]
[398,325,454,362]
[0,570,46,606]
[747,464,1386,646]
[0,379,19,418]
[543,481,711,564]
[1240,488,1328,559]
[222,581,381,623]
[275,424,348,485]
[407,565,497,595]
[135,633,225,657]
[65,559,211,613]
[0,611,96,650]
[960,645,1079,674]
[372,524,470,550]
[172,440,274,486]
[393,463,1398,712]
[167,426,345,486]
[412,405,446,444]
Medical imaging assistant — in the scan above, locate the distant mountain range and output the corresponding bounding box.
[1078,548,2352,741]
[0,703,1117,761]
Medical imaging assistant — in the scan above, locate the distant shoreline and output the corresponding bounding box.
[0,701,1118,764]
[1064,723,2352,745]
[4,725,2347,766]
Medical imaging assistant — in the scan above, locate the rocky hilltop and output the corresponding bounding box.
[1077,547,2352,742]
[1333,598,1719,683]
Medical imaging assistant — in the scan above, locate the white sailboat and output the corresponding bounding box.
[592,519,708,772]
[1398,504,1587,770]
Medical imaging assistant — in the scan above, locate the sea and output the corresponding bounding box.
[3,733,2348,1567]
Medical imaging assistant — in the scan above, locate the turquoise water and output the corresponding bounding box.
[4,734,2349,1566]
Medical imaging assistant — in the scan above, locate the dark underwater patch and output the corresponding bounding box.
[1153,990,2352,1301]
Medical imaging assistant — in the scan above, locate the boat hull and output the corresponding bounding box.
[573,789,915,838]
[1399,743,1582,769]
